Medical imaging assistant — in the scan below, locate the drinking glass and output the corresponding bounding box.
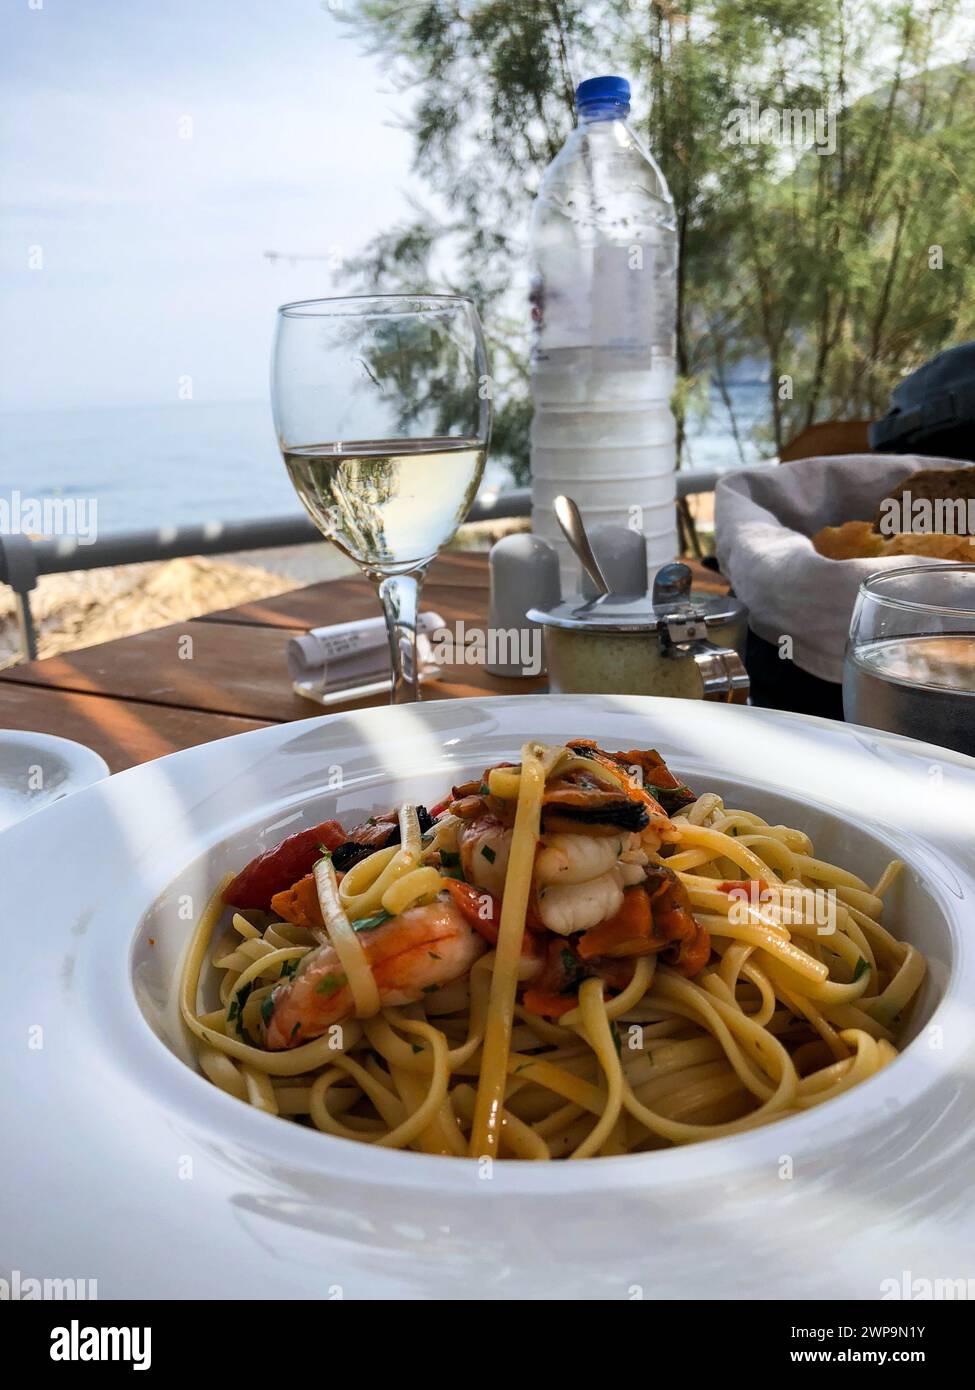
[843,563,975,756]
[271,295,491,702]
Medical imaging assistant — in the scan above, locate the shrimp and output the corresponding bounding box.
[535,832,624,887]
[537,867,625,936]
[263,898,486,1049]
[535,830,647,888]
[459,814,512,896]
[618,860,648,886]
[463,823,643,933]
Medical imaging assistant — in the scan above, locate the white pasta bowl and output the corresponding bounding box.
[2,693,974,1300]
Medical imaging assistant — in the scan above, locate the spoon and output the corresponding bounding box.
[553,494,611,597]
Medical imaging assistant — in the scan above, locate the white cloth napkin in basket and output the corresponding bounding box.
[715,453,962,684]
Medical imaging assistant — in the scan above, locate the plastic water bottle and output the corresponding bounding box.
[529,74,678,589]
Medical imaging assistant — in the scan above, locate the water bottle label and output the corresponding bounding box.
[530,246,675,367]
[592,243,675,362]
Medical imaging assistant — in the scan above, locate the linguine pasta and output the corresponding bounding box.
[179,740,926,1159]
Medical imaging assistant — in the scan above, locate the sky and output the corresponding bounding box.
[0,0,418,413]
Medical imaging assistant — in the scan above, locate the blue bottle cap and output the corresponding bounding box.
[575,75,631,113]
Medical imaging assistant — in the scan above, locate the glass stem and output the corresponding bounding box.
[378,570,422,704]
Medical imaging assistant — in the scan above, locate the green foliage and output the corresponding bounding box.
[341,1,975,475]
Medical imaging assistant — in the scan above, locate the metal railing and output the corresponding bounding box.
[0,472,724,663]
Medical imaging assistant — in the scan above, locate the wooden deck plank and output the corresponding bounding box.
[195,580,485,633]
[0,682,271,773]
[196,577,377,630]
[0,612,545,722]
[198,551,492,630]
[0,622,320,722]
[427,550,492,588]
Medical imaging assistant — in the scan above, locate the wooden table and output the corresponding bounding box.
[0,552,728,773]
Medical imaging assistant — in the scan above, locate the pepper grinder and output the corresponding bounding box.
[487,534,561,677]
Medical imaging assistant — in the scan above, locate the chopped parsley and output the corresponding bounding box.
[422,984,439,994]
[314,972,346,998]
[227,980,254,1027]
[478,782,489,795]
[439,850,465,881]
[317,845,332,858]
[290,1022,302,1040]
[350,909,393,933]
[853,956,870,982]
[260,993,276,1028]
[480,844,496,864]
[411,1043,423,1055]
[279,957,300,979]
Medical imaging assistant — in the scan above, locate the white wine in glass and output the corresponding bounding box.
[282,436,487,576]
[272,295,492,701]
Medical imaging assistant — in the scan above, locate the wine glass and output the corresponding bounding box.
[843,563,975,756]
[271,294,492,702]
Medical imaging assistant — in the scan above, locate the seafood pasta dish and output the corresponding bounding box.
[180,739,926,1159]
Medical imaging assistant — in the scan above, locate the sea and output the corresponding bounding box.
[0,383,771,536]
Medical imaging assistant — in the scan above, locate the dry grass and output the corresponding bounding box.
[0,555,298,669]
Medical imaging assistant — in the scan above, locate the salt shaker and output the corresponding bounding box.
[487,534,561,677]
[579,523,649,598]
